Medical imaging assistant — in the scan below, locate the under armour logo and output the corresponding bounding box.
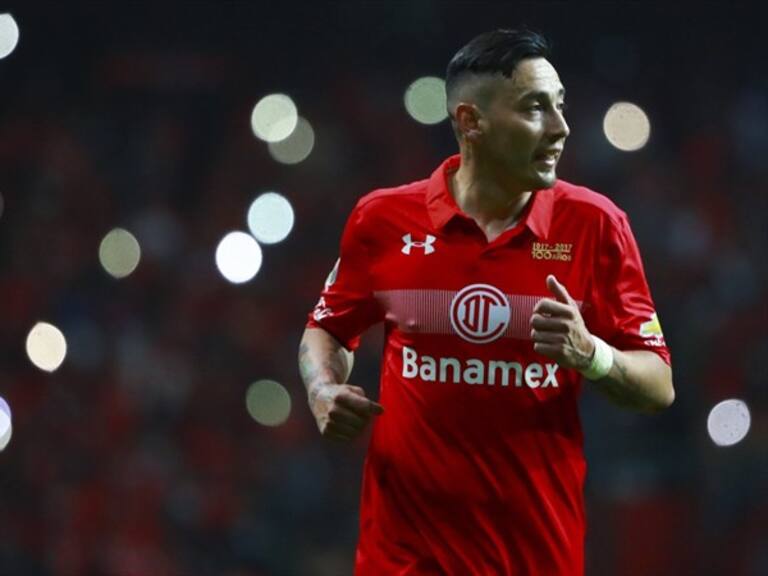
[401,233,436,255]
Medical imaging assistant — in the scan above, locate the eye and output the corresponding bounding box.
[557,102,568,112]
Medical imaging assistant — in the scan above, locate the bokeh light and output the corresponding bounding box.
[0,13,20,59]
[99,228,141,279]
[267,116,315,165]
[707,398,751,447]
[245,379,292,427]
[0,397,10,420]
[250,93,299,143]
[0,397,11,447]
[404,76,448,125]
[0,414,11,451]
[215,231,263,284]
[26,321,67,372]
[247,192,294,245]
[603,101,651,151]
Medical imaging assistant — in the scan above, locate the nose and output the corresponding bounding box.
[547,108,570,141]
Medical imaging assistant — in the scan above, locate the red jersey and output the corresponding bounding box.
[307,155,670,575]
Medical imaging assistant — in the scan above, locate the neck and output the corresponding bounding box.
[451,149,532,229]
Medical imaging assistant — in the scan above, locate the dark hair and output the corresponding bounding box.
[445,28,550,105]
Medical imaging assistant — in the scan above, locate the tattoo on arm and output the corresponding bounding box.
[615,355,630,382]
[298,341,348,398]
[596,353,656,411]
[298,342,319,389]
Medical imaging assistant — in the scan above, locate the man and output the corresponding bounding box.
[299,29,673,575]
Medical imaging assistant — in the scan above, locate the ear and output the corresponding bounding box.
[454,102,483,142]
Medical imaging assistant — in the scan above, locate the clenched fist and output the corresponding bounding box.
[530,274,595,371]
[308,383,384,441]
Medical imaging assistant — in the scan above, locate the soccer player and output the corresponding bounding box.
[298,29,674,575]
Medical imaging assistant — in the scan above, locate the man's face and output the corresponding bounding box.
[475,58,569,190]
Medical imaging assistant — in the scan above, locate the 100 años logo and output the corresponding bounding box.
[531,242,572,261]
[450,284,510,344]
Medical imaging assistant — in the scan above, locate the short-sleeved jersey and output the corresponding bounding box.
[307,155,670,575]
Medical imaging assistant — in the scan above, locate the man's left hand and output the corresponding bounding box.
[530,274,595,371]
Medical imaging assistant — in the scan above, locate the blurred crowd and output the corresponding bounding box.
[0,3,765,575]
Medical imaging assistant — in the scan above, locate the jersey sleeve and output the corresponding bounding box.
[587,212,671,365]
[305,201,383,350]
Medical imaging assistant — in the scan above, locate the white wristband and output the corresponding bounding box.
[580,335,614,380]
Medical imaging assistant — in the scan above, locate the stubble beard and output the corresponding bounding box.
[525,165,557,191]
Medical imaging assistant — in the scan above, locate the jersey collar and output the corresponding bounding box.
[426,154,554,240]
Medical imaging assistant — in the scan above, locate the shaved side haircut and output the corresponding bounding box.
[445,29,551,138]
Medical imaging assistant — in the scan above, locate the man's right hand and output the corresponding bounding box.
[308,383,384,441]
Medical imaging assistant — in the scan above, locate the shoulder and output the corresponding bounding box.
[355,178,429,213]
[552,180,628,228]
[346,178,430,231]
[341,177,429,240]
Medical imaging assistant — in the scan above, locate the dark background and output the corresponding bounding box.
[0,2,766,575]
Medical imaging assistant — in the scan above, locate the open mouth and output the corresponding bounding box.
[534,150,560,166]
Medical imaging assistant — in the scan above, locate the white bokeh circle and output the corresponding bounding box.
[215,231,263,284]
[247,192,294,244]
[707,398,751,447]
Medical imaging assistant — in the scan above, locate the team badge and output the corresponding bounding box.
[450,284,510,344]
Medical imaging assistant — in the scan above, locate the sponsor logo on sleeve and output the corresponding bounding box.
[313,297,333,321]
[312,260,340,321]
[640,312,665,347]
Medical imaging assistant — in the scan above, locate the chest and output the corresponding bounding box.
[372,226,588,293]
[369,222,594,341]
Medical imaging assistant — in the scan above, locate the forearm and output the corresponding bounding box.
[299,327,380,439]
[590,348,674,413]
[298,327,354,397]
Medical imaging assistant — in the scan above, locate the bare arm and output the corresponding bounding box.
[299,327,355,397]
[299,327,383,440]
[531,275,674,414]
[590,348,673,413]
